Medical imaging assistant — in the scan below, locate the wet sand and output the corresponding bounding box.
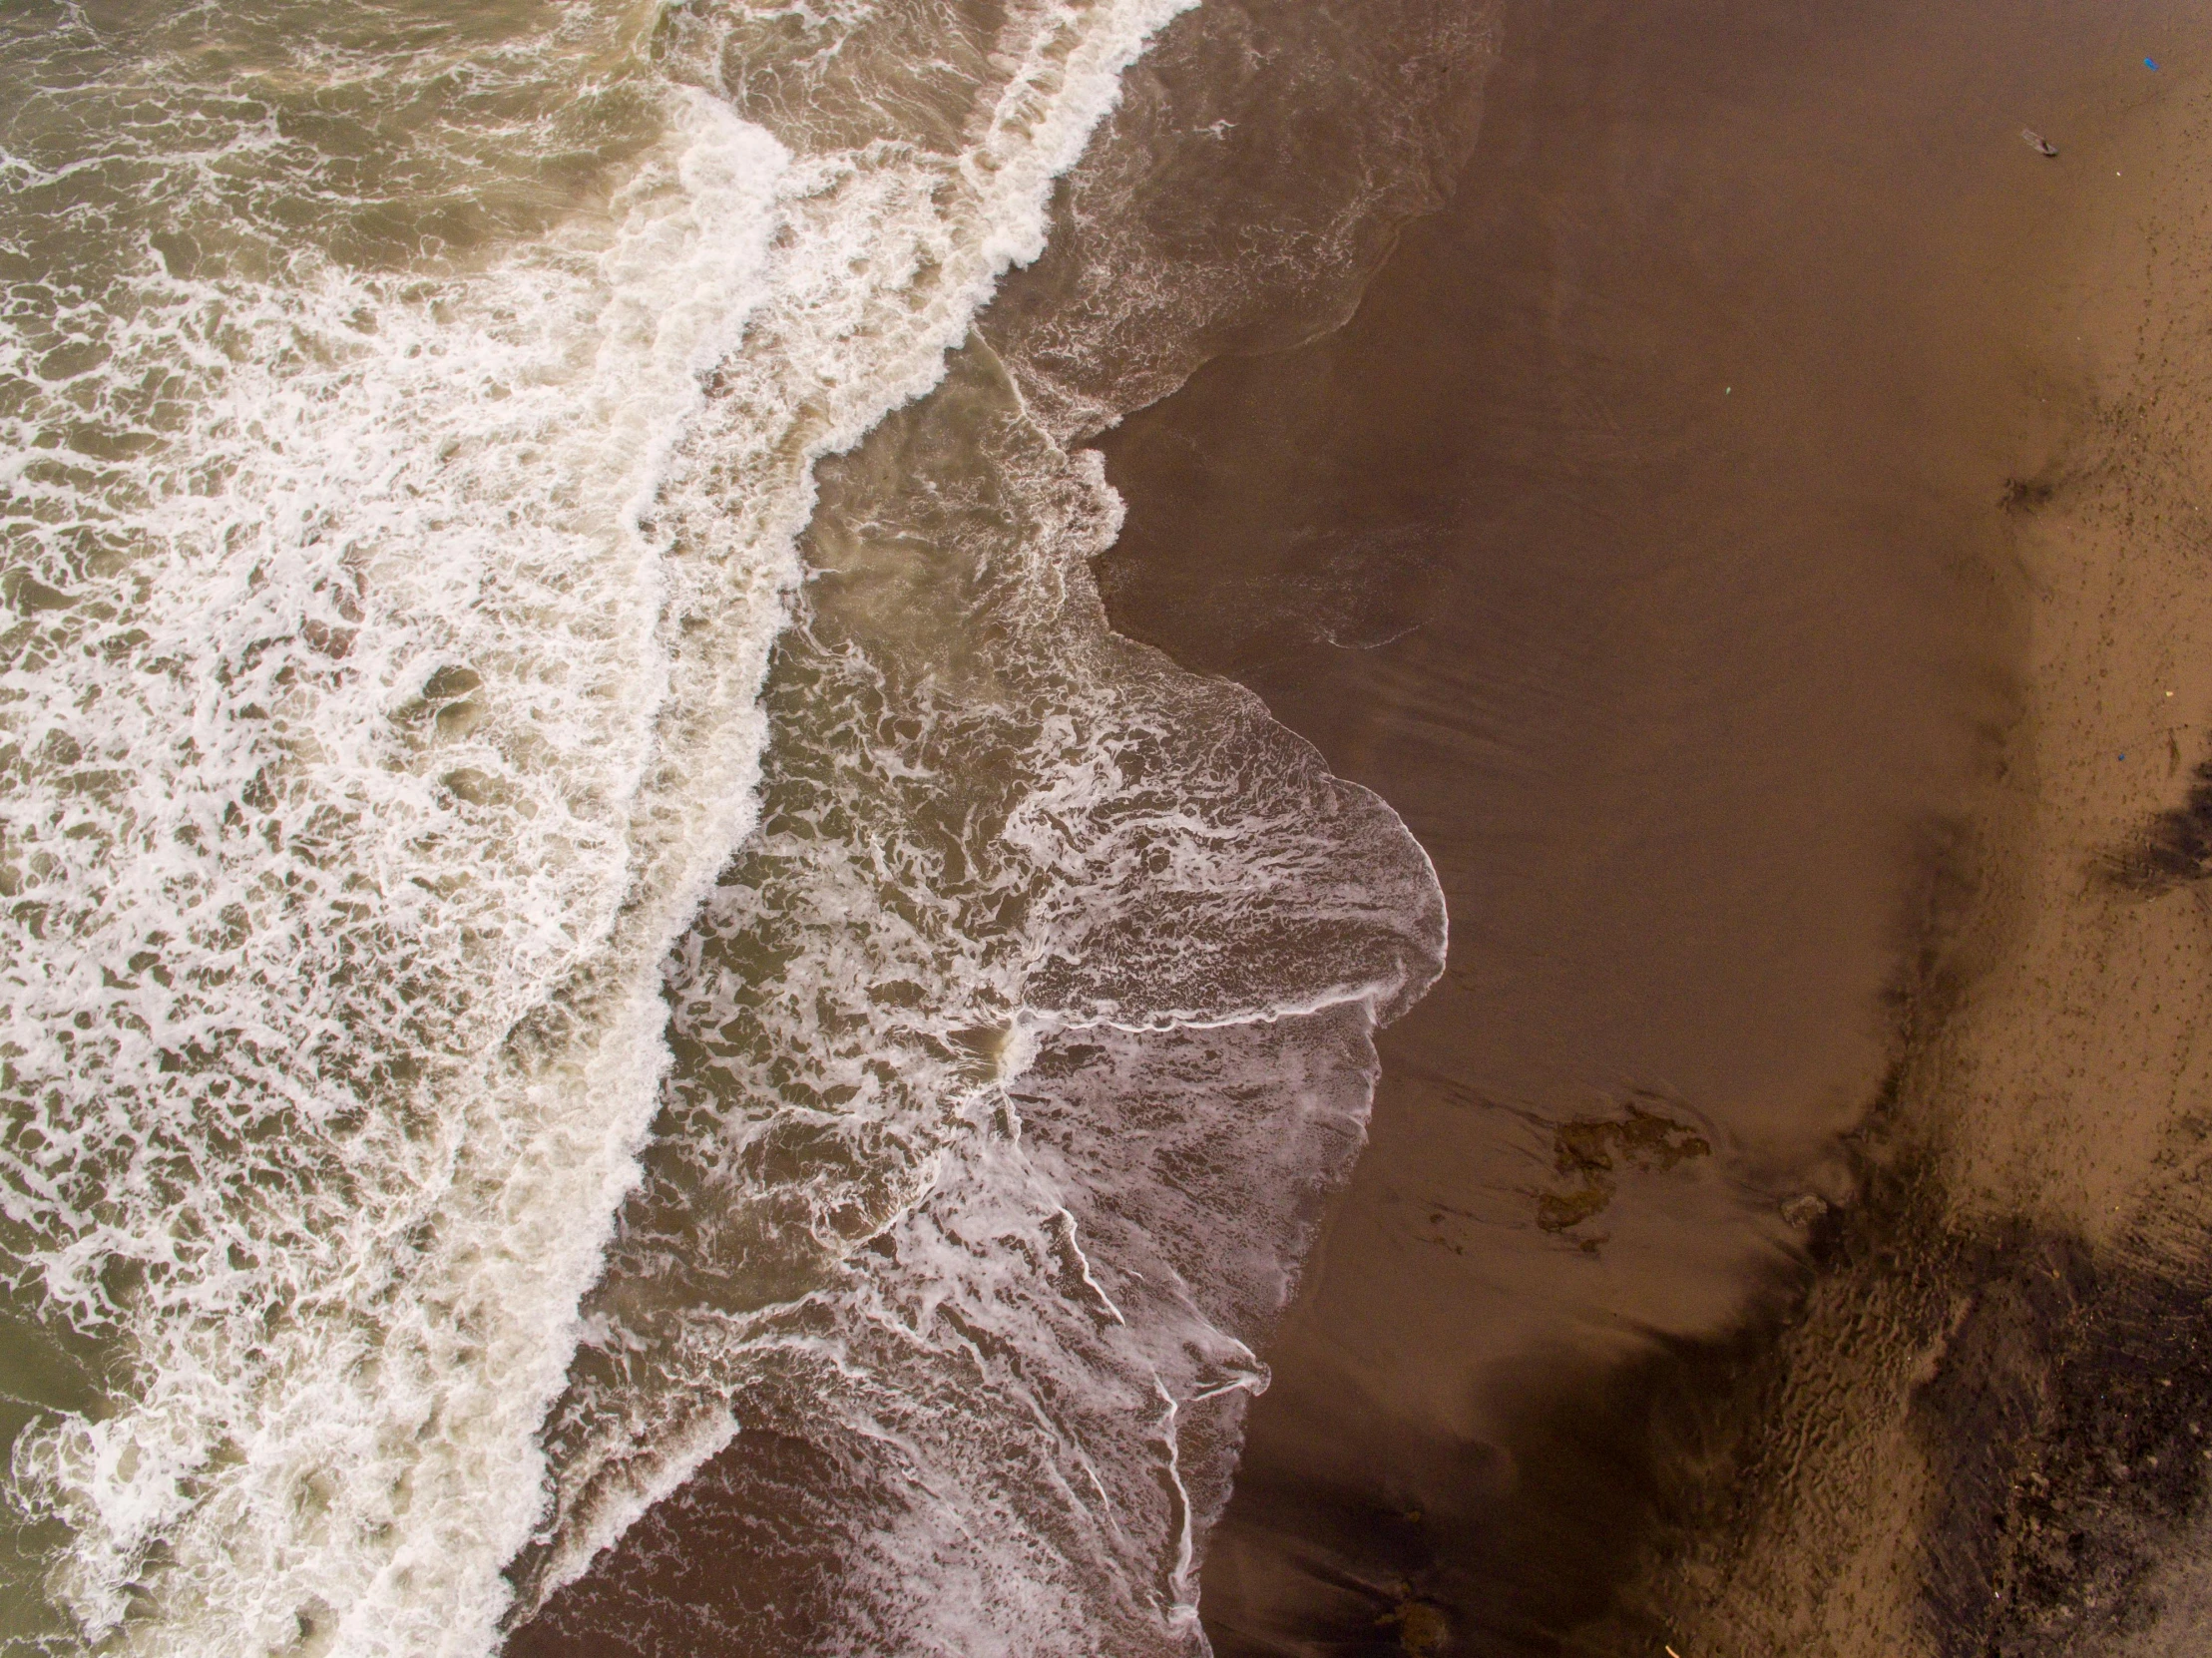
[1603,65,2212,1658]
[1088,0,2208,1650]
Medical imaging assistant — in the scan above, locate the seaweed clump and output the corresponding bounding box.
[1537,1101,1713,1236]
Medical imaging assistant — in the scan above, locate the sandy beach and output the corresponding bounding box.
[1597,62,2212,1658]
[1090,0,2212,1650]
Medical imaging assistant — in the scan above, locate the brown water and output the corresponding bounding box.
[504,1,1493,1652]
[488,0,2203,1652]
[1091,0,2189,1648]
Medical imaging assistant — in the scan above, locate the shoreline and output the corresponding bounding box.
[1084,0,2212,1649]
[480,1,2212,1649]
[499,0,1501,1649]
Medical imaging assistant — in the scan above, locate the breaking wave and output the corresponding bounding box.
[0,0,1200,1648]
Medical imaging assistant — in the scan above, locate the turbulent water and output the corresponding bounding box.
[0,0,1480,1652]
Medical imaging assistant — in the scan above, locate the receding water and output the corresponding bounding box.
[0,0,1478,1651]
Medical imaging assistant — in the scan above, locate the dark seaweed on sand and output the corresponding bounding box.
[1955,1214,2212,1658]
[1537,1102,1713,1237]
[2102,753,2212,892]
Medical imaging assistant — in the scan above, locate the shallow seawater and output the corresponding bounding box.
[507,0,1501,1647]
[0,0,1478,1651]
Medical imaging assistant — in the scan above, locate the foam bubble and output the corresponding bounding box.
[0,0,1194,1646]
[514,344,1445,1652]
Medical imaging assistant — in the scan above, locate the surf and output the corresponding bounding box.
[0,0,1198,1648]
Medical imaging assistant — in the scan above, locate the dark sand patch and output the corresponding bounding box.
[1537,1100,1714,1242]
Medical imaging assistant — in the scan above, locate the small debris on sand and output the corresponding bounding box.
[2022,128,2060,158]
[1781,1192,1830,1229]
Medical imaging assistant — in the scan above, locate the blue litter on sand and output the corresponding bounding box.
[2146,57,2161,70]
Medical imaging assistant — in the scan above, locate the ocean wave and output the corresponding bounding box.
[0,0,1190,1648]
[514,343,1445,1654]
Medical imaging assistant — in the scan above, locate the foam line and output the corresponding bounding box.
[0,0,1194,1648]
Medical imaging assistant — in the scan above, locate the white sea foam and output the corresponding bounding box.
[517,346,1446,1652]
[4,84,790,1655]
[0,0,1196,1648]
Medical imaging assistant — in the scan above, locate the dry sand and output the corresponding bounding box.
[1604,61,2212,1658]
